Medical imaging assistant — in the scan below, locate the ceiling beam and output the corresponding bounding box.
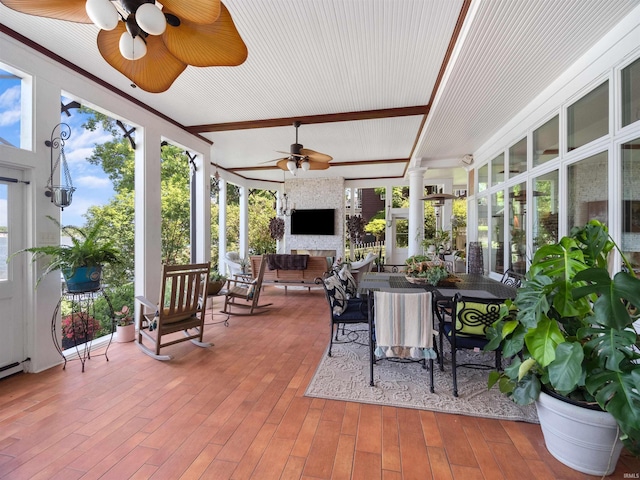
[227,158,409,172]
[186,106,429,133]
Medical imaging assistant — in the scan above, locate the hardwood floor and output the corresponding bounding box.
[1,287,638,479]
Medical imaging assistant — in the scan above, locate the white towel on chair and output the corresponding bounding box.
[374,291,436,360]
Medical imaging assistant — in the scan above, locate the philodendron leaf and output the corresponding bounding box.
[524,315,565,367]
[574,269,640,330]
[518,357,537,381]
[511,374,541,405]
[547,342,584,393]
[587,369,640,457]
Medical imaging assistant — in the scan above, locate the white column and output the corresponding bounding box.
[239,185,248,258]
[135,125,162,321]
[193,153,211,264]
[218,178,227,275]
[408,168,426,257]
[385,186,392,264]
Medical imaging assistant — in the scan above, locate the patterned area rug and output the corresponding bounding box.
[305,329,539,423]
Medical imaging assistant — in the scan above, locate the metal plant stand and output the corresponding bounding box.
[51,289,115,372]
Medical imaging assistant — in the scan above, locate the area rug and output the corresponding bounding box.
[305,329,539,423]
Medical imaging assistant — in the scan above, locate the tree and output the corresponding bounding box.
[364,218,386,241]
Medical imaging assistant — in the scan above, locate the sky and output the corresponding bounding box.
[0,68,116,227]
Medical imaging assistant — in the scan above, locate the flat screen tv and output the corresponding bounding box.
[290,209,335,235]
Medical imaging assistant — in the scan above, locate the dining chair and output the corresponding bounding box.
[438,293,508,396]
[371,290,436,392]
[319,273,369,357]
[136,262,211,361]
[500,268,524,288]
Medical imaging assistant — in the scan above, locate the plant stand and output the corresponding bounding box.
[51,289,115,372]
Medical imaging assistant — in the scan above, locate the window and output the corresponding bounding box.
[533,170,559,252]
[0,65,24,150]
[491,191,504,275]
[490,154,505,186]
[0,184,6,281]
[508,137,527,178]
[622,57,640,128]
[533,116,559,168]
[568,81,609,152]
[477,197,488,274]
[478,164,488,192]
[567,152,608,231]
[509,183,526,275]
[621,138,640,273]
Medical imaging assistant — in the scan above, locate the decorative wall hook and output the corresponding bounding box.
[44,122,75,210]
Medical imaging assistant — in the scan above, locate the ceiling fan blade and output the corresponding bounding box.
[97,23,187,93]
[308,160,330,170]
[0,0,91,23]
[160,0,221,25]
[259,157,287,165]
[162,4,247,67]
[301,149,333,162]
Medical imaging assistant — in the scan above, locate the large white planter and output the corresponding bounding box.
[536,390,623,476]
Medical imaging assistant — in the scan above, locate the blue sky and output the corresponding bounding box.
[1,69,116,227]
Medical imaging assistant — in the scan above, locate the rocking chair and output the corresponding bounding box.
[136,262,211,361]
[221,255,272,315]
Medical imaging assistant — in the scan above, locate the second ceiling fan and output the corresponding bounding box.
[273,121,333,173]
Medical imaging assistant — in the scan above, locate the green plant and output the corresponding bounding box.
[114,305,133,327]
[209,271,227,283]
[486,220,640,455]
[422,229,450,253]
[405,255,451,286]
[8,216,122,288]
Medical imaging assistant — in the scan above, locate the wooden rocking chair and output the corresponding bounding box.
[136,262,211,360]
[221,256,272,315]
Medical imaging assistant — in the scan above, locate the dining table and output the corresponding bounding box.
[358,271,517,300]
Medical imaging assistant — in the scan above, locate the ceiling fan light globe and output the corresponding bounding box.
[301,160,310,171]
[119,32,147,60]
[287,160,297,173]
[85,0,119,31]
[136,3,166,35]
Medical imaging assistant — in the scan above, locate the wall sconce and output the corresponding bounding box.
[44,122,75,210]
[278,192,295,216]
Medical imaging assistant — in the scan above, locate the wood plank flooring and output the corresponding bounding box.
[1,287,638,479]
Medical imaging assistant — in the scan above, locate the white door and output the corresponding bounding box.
[389,215,409,265]
[0,165,26,379]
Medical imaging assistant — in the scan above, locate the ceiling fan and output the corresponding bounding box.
[267,121,333,174]
[0,0,247,93]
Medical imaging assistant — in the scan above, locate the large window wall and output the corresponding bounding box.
[469,49,640,277]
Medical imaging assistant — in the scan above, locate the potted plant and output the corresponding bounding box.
[9,216,121,292]
[404,255,452,286]
[486,220,640,475]
[208,271,227,296]
[114,305,135,343]
[60,313,101,349]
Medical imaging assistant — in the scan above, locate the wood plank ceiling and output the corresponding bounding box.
[1,0,638,184]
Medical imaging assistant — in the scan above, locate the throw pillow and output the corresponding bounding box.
[338,265,358,298]
[246,279,257,300]
[324,274,347,316]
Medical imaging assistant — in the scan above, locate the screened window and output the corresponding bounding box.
[0,184,6,281]
[622,57,640,128]
[568,81,608,151]
[533,116,559,168]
